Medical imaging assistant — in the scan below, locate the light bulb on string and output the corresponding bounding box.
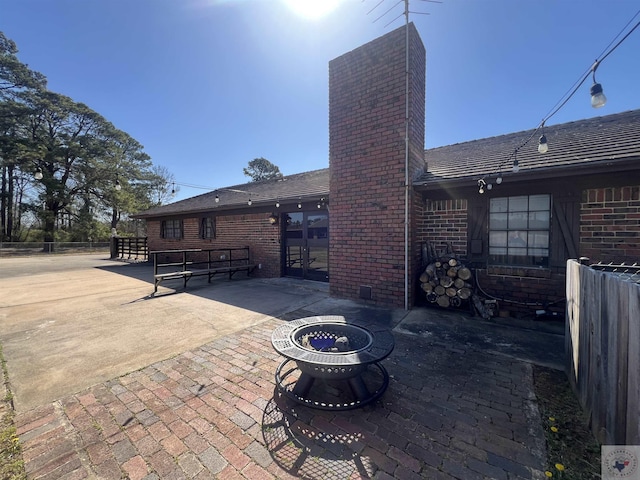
[538,134,548,154]
[590,82,607,108]
[590,61,607,108]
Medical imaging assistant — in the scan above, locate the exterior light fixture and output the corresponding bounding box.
[115,178,122,191]
[496,174,503,185]
[487,183,493,190]
[478,179,487,194]
[171,182,175,194]
[512,158,520,173]
[268,213,279,225]
[215,195,220,203]
[297,202,302,209]
[590,61,607,108]
[275,200,280,208]
[590,82,607,108]
[248,198,252,206]
[538,134,548,153]
[34,167,43,180]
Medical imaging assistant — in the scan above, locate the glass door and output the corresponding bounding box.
[284,211,329,281]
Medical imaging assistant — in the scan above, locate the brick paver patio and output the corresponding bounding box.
[16,313,548,479]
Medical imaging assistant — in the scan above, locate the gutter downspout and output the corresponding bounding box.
[404,0,410,311]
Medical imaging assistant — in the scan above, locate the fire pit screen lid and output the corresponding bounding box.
[271,315,394,366]
[294,323,373,354]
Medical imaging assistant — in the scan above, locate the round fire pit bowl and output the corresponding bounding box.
[271,315,395,410]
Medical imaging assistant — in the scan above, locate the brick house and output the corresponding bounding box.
[134,25,640,316]
[415,109,640,315]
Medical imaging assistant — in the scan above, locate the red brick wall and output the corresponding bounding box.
[580,185,640,263]
[414,185,639,316]
[474,266,566,317]
[147,213,281,278]
[417,198,468,257]
[329,24,426,308]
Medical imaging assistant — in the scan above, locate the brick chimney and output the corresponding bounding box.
[329,23,426,308]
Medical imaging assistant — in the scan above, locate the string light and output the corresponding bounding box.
[538,122,548,153]
[537,134,548,154]
[478,10,640,193]
[590,66,607,108]
[512,159,519,173]
[34,167,43,180]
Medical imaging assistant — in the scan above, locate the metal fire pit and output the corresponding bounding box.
[271,316,395,410]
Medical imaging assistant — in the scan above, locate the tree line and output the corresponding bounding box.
[0,31,174,244]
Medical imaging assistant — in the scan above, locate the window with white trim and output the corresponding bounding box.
[488,194,551,267]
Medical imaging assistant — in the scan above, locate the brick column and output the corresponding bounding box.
[329,24,426,308]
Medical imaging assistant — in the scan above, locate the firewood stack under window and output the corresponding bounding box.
[419,256,473,309]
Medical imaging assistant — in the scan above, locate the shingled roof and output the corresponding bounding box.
[416,109,640,189]
[135,168,329,219]
[135,109,640,218]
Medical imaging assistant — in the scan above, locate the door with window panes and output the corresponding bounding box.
[284,212,329,281]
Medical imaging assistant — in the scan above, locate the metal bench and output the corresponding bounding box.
[151,247,255,295]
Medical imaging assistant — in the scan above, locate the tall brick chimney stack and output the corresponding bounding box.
[328,23,426,308]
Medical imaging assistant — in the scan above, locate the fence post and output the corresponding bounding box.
[110,236,118,259]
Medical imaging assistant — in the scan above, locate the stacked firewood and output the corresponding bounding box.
[419,256,474,309]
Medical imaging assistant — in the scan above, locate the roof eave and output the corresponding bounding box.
[132,191,330,220]
[415,156,640,192]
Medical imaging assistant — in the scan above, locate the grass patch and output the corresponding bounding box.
[0,345,27,480]
[533,365,601,479]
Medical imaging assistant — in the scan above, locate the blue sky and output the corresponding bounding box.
[2,0,639,202]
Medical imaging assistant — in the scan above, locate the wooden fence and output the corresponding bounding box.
[111,236,148,262]
[566,259,640,444]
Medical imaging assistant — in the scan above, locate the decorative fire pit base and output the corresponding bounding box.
[271,316,395,410]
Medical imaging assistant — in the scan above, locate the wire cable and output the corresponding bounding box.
[492,10,640,175]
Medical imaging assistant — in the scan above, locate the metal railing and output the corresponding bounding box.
[588,261,640,284]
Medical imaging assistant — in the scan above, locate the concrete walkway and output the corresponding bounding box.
[0,254,565,479]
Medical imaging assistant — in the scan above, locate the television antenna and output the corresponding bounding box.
[365,0,441,28]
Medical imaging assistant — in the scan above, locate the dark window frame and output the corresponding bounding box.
[200,217,216,239]
[488,194,552,267]
[161,219,183,239]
